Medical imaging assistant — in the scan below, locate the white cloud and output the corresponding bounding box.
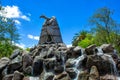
[28,34,34,39]
[15,43,26,49]
[21,15,30,21]
[14,20,21,25]
[12,41,25,49]
[0,5,30,21]
[28,34,39,41]
[34,36,39,40]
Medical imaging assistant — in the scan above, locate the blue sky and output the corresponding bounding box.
[1,0,120,48]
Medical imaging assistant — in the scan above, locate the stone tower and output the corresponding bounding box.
[39,15,63,44]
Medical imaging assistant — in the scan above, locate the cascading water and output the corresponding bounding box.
[97,48,119,80]
[73,54,85,80]
[70,47,85,80]
[61,52,66,71]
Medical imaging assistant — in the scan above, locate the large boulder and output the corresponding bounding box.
[66,46,75,59]
[7,62,22,74]
[78,71,89,80]
[100,74,117,80]
[7,55,22,74]
[10,49,21,60]
[66,68,77,79]
[54,71,71,80]
[12,71,24,80]
[39,71,54,80]
[89,66,99,80]
[44,57,57,72]
[85,44,96,55]
[86,54,115,75]
[47,47,55,58]
[72,46,82,58]
[39,47,49,58]
[32,56,43,76]
[54,65,64,74]
[0,57,10,74]
[65,59,75,68]
[2,74,13,80]
[22,53,33,74]
[100,44,114,53]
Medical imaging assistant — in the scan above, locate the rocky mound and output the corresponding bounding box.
[0,43,120,80]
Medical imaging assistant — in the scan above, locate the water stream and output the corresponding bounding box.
[29,47,120,80]
[73,55,85,80]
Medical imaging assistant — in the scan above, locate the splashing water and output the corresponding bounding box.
[96,47,104,56]
[97,48,119,79]
[29,77,39,80]
[73,55,86,80]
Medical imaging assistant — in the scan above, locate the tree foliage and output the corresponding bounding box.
[78,33,94,48]
[0,6,20,58]
[72,7,120,52]
[72,30,88,46]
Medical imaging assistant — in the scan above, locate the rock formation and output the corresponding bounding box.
[39,15,63,44]
[0,16,120,80]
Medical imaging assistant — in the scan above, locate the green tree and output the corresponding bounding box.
[0,6,20,58]
[78,33,94,48]
[0,6,20,44]
[89,7,120,52]
[72,30,88,46]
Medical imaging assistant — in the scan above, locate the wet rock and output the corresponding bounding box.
[31,49,40,58]
[85,44,96,55]
[111,53,119,64]
[57,43,66,47]
[12,71,24,80]
[44,57,57,71]
[10,49,21,60]
[66,46,75,59]
[89,66,99,80]
[47,47,55,58]
[78,71,89,80]
[100,44,114,53]
[65,59,75,68]
[86,54,115,75]
[54,65,64,74]
[39,48,49,58]
[7,62,22,74]
[72,46,82,58]
[66,68,77,79]
[23,77,30,80]
[55,51,64,64]
[24,66,32,75]
[22,53,33,72]
[44,72,54,80]
[2,74,13,80]
[100,74,117,80]
[7,55,22,74]
[39,70,54,80]
[32,56,43,76]
[0,57,10,73]
[57,47,67,51]
[54,71,71,80]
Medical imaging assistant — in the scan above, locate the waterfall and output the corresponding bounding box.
[73,55,85,80]
[96,47,104,56]
[97,48,119,80]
